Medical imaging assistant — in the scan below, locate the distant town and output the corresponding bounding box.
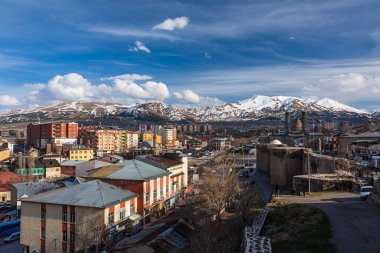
[0,109,379,253]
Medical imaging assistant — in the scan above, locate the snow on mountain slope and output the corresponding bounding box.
[0,96,370,123]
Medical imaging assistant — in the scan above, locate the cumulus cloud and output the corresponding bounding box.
[174,89,224,107]
[0,95,22,106]
[129,41,151,53]
[153,17,189,31]
[304,73,380,101]
[26,72,170,104]
[102,73,152,81]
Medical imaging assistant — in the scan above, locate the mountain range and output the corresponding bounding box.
[0,95,376,124]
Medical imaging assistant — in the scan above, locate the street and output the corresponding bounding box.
[285,193,380,253]
[0,238,22,253]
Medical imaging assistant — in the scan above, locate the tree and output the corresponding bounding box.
[202,154,238,221]
[234,182,258,226]
[76,207,106,253]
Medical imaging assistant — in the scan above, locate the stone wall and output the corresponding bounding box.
[368,180,380,207]
[256,144,287,175]
[293,175,353,193]
[270,147,304,187]
[257,144,342,189]
[303,152,337,174]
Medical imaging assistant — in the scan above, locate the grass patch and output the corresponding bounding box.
[262,203,336,253]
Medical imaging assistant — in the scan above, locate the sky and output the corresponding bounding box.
[0,0,380,111]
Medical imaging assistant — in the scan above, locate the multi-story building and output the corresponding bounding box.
[164,126,177,147]
[20,180,139,253]
[68,147,94,161]
[87,155,188,222]
[87,160,168,222]
[27,122,78,148]
[142,132,162,147]
[80,129,139,154]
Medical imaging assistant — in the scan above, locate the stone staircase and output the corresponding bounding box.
[243,205,272,253]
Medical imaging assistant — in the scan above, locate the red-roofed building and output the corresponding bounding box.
[0,170,22,202]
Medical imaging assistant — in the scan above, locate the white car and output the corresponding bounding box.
[359,186,373,200]
[4,232,20,243]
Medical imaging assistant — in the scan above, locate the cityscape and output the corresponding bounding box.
[1,1,380,253]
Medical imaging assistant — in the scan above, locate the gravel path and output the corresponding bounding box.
[287,193,380,253]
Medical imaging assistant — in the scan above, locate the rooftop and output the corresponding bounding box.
[344,132,380,138]
[22,179,137,208]
[88,160,170,181]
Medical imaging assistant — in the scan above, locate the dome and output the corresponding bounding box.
[0,170,22,185]
[270,139,282,145]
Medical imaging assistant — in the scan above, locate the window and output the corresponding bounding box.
[41,206,46,220]
[41,227,46,239]
[130,204,135,214]
[166,185,169,194]
[108,211,114,224]
[63,230,67,242]
[153,190,157,199]
[120,208,125,220]
[145,192,150,202]
[63,210,67,222]
[160,187,163,196]
[171,184,174,191]
[70,231,75,243]
[131,180,137,185]
[70,211,75,223]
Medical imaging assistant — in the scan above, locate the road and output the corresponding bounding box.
[0,238,22,253]
[287,193,380,253]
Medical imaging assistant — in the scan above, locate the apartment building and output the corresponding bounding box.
[68,147,94,161]
[27,122,78,147]
[80,129,139,153]
[87,155,188,222]
[20,180,138,253]
[142,132,162,146]
[164,126,178,147]
[87,160,171,221]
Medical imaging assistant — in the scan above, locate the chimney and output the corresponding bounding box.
[285,112,291,133]
[302,111,308,132]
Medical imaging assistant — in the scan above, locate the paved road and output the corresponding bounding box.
[289,193,380,253]
[247,169,272,203]
[0,238,23,253]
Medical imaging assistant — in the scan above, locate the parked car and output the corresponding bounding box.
[359,186,373,200]
[4,231,20,243]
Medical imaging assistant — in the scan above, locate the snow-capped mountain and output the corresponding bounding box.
[195,96,368,121]
[0,96,371,123]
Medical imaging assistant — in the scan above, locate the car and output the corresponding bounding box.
[4,231,20,243]
[359,186,373,200]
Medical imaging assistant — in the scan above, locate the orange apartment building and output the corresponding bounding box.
[79,128,139,153]
[87,156,188,223]
[27,122,78,147]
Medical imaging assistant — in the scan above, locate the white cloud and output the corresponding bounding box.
[304,73,380,101]
[0,95,22,106]
[27,72,170,104]
[153,17,189,31]
[103,73,152,81]
[23,83,46,90]
[204,53,212,59]
[129,41,151,53]
[173,89,224,107]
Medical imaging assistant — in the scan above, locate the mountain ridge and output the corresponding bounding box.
[0,95,374,124]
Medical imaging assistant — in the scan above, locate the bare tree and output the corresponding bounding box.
[234,182,258,226]
[76,207,106,253]
[202,154,239,221]
[190,220,238,253]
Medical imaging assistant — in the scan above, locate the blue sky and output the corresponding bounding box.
[0,0,380,110]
